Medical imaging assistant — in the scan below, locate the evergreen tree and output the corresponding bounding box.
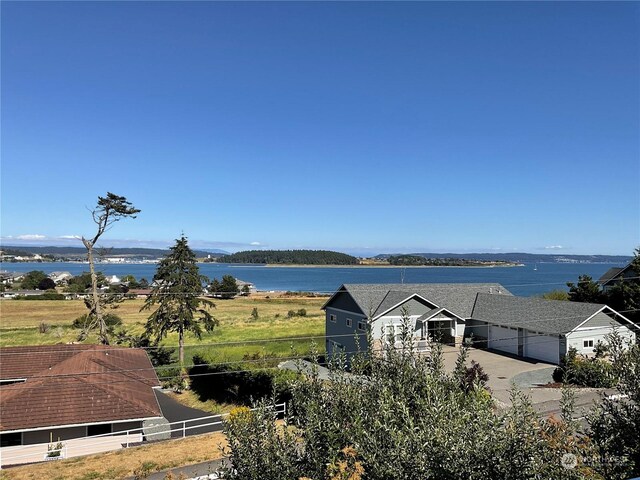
[81,193,140,344]
[566,275,604,303]
[142,235,217,367]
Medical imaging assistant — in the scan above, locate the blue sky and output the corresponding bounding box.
[1,2,638,255]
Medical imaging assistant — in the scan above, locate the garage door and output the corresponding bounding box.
[523,331,559,364]
[488,325,518,355]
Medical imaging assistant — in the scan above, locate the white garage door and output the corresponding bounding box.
[488,325,518,355]
[524,331,559,364]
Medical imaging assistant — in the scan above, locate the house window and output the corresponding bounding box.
[88,424,112,437]
[583,339,594,349]
[357,321,366,331]
[0,432,22,447]
[329,314,337,323]
[346,318,352,327]
[330,341,344,353]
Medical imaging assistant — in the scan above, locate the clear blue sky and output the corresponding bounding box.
[2,2,638,255]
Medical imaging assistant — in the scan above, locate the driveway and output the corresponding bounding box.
[442,347,605,417]
[155,390,224,438]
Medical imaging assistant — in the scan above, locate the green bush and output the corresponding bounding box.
[71,313,123,329]
[554,347,616,388]
[189,355,297,405]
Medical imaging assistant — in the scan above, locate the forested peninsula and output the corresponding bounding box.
[216,250,359,265]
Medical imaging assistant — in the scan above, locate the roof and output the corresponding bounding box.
[324,283,512,319]
[0,345,161,432]
[598,264,634,286]
[471,293,608,335]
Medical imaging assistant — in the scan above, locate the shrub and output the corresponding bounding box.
[251,307,259,320]
[554,347,616,388]
[72,313,123,329]
[189,355,297,405]
[38,322,51,334]
[287,310,296,318]
[296,308,307,317]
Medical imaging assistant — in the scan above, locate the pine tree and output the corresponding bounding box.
[142,235,217,367]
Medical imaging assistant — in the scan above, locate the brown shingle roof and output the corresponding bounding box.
[0,345,162,432]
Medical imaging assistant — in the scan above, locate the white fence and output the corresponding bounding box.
[0,402,286,468]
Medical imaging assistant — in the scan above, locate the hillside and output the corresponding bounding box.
[218,249,359,265]
[0,245,227,260]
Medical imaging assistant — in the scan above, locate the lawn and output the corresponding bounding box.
[0,295,327,363]
[0,431,229,480]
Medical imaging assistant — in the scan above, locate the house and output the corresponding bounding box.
[106,274,121,285]
[236,279,257,294]
[469,294,636,364]
[598,262,638,292]
[0,271,25,285]
[323,283,638,365]
[0,345,163,449]
[49,271,73,285]
[128,288,152,299]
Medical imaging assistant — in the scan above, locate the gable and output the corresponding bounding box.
[381,296,436,318]
[578,311,624,329]
[324,289,365,315]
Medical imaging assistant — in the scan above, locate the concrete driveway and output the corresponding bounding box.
[442,347,605,417]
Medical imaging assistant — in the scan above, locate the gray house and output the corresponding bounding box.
[323,283,638,365]
[598,263,638,292]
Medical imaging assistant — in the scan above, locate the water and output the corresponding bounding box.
[1,261,625,297]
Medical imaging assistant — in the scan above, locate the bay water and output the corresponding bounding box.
[2,262,626,297]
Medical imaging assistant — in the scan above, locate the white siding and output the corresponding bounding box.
[567,325,635,355]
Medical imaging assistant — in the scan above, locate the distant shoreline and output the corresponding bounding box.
[256,263,525,268]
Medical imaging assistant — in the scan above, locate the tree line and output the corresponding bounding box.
[217,249,359,265]
[387,255,512,266]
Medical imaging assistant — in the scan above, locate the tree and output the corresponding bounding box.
[220,275,239,299]
[38,277,56,290]
[142,235,218,367]
[541,290,569,301]
[567,275,603,303]
[80,193,140,344]
[121,274,140,288]
[20,270,48,290]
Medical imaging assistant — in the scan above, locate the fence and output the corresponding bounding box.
[0,402,286,468]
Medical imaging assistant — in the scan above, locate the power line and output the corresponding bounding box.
[2,306,638,357]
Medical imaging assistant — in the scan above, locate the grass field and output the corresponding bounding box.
[0,295,327,363]
[0,431,229,480]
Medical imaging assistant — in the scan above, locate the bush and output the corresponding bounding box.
[72,313,123,329]
[287,310,296,318]
[189,355,297,405]
[38,322,51,334]
[554,347,616,388]
[251,307,259,320]
[15,292,65,300]
[296,309,307,317]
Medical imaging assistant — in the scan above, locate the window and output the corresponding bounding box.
[88,424,112,436]
[0,432,22,447]
[346,318,352,327]
[329,314,336,323]
[357,321,366,331]
[583,339,594,349]
[330,341,344,353]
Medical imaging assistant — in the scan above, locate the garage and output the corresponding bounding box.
[487,325,518,355]
[523,331,559,364]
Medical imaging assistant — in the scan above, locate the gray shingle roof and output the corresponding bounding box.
[598,265,631,285]
[471,293,606,335]
[337,283,512,319]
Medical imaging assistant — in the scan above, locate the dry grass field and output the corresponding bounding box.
[0,295,327,361]
[0,431,228,480]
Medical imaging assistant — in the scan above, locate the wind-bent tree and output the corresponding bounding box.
[142,235,217,368]
[81,193,140,344]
